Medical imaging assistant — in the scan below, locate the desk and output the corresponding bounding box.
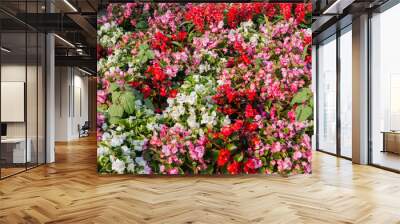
[382,131,400,154]
[1,138,31,163]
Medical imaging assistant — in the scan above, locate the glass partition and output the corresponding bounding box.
[0,1,46,179]
[339,26,352,158]
[317,35,337,154]
[371,3,400,171]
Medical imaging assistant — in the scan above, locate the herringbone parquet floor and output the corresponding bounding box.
[1,136,400,224]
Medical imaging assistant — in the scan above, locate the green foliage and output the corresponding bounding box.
[290,88,312,106]
[137,44,154,65]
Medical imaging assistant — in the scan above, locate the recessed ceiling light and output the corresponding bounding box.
[54,34,75,48]
[63,0,78,12]
[78,68,94,76]
[1,47,11,53]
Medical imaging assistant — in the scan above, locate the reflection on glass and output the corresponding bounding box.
[318,36,337,154]
[371,3,400,171]
[340,28,352,158]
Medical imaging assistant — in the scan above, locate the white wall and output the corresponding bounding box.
[54,67,89,141]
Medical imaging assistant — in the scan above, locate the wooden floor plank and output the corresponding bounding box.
[0,136,400,223]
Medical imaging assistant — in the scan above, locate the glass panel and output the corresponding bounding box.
[340,28,352,158]
[38,32,45,165]
[27,31,38,169]
[371,4,400,171]
[317,36,337,154]
[1,30,27,177]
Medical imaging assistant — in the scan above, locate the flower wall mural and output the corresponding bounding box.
[97,3,313,175]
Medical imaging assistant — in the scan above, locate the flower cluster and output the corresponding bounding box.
[97,3,312,175]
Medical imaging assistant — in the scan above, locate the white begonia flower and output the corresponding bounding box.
[116,126,123,132]
[218,20,224,29]
[194,84,206,94]
[121,145,130,155]
[167,98,174,106]
[112,158,125,174]
[187,114,199,129]
[193,75,200,82]
[97,146,108,156]
[223,115,231,126]
[127,163,135,173]
[135,157,146,167]
[110,134,125,147]
[250,34,259,45]
[135,100,142,106]
[102,132,111,141]
[187,92,197,105]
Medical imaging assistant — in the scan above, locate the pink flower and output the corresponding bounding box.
[271,142,282,153]
[168,167,179,175]
[293,151,302,160]
[97,90,107,104]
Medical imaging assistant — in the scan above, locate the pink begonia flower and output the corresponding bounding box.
[271,142,282,153]
[97,90,107,104]
[168,168,179,175]
[97,113,105,127]
[293,151,302,160]
[302,134,311,149]
[288,110,296,123]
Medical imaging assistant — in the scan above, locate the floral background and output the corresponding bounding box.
[97,3,313,175]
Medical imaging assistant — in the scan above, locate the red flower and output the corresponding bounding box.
[152,32,170,52]
[245,104,257,119]
[221,126,233,138]
[247,122,258,131]
[128,81,141,88]
[147,63,166,82]
[227,161,240,174]
[226,57,235,68]
[169,89,178,98]
[280,3,292,20]
[241,54,251,65]
[160,86,167,97]
[217,149,230,167]
[295,4,305,23]
[232,119,244,132]
[141,85,152,98]
[244,159,257,174]
[176,31,187,42]
[246,89,257,101]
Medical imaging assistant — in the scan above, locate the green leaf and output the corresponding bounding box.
[227,143,237,151]
[295,105,313,122]
[144,98,155,111]
[234,152,243,162]
[291,88,312,106]
[108,104,124,117]
[135,20,148,30]
[120,91,136,114]
[111,91,121,103]
[171,41,183,48]
[110,83,119,92]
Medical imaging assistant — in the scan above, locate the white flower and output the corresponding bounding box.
[187,114,199,129]
[194,84,206,94]
[135,157,147,167]
[127,163,135,173]
[97,146,108,156]
[135,100,142,106]
[110,134,125,147]
[186,92,197,105]
[121,145,130,155]
[222,115,231,126]
[102,132,111,141]
[112,158,125,174]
